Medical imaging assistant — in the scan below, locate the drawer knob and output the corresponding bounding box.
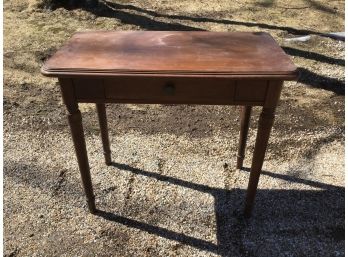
[163,83,176,95]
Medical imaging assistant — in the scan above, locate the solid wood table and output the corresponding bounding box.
[41,31,297,217]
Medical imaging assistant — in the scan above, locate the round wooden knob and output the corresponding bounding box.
[163,83,175,95]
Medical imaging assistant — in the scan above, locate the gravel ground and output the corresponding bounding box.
[4,0,344,256]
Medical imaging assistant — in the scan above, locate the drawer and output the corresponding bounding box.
[72,77,270,105]
[104,77,236,105]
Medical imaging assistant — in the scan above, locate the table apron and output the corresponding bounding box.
[67,77,283,107]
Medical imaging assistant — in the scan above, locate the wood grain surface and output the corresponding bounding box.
[42,31,297,78]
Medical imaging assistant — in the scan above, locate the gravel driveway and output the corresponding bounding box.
[4,0,344,256]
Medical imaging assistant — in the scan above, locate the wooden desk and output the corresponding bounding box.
[41,31,297,217]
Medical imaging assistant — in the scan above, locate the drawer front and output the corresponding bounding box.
[104,77,236,105]
[72,77,272,106]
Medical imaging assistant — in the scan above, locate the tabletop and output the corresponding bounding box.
[41,31,297,78]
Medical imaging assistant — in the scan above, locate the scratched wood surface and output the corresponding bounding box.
[41,31,297,78]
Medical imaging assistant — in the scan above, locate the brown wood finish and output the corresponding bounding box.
[96,104,112,165]
[59,78,96,214]
[41,31,297,78]
[244,107,276,218]
[42,31,297,217]
[237,106,252,169]
[72,77,272,105]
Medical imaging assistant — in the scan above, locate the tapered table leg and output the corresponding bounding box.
[59,79,96,214]
[237,106,252,169]
[244,107,276,218]
[96,103,112,165]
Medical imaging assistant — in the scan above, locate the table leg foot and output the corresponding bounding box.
[237,106,252,169]
[243,207,252,218]
[244,107,275,217]
[87,198,97,214]
[96,103,112,166]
